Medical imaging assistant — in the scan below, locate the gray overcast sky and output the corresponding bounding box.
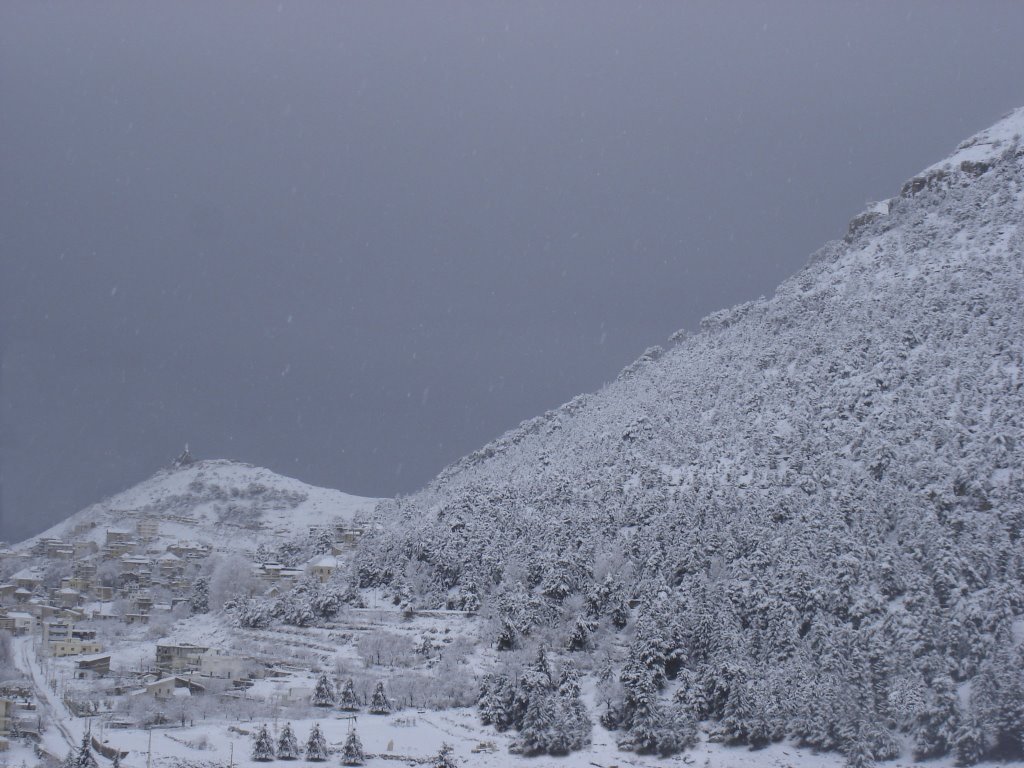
[2,1,1023,542]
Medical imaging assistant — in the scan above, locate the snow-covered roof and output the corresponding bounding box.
[77,653,111,663]
[309,555,338,568]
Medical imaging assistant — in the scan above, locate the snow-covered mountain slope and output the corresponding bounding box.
[23,459,378,555]
[359,108,1024,760]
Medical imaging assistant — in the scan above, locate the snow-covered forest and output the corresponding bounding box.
[353,110,1024,764]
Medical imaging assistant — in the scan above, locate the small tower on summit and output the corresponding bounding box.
[173,444,196,468]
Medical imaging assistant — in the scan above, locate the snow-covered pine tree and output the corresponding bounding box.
[495,616,518,651]
[304,723,329,761]
[339,728,364,766]
[190,577,209,613]
[953,714,986,767]
[478,672,516,731]
[624,667,659,744]
[912,677,961,760]
[565,617,593,651]
[512,691,556,756]
[432,742,458,768]
[252,724,275,761]
[556,662,592,752]
[533,646,554,685]
[311,672,336,707]
[844,734,876,768]
[368,680,391,714]
[338,678,360,711]
[276,722,299,759]
[73,732,98,768]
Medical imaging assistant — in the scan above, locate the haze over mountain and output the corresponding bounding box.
[356,108,1024,761]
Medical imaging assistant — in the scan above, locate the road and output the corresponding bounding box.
[14,635,82,758]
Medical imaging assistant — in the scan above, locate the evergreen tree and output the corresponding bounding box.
[719,675,753,745]
[338,678,360,711]
[339,728,364,766]
[533,646,553,684]
[311,672,336,707]
[953,714,986,767]
[990,649,1024,757]
[512,692,557,756]
[73,733,98,768]
[369,680,392,714]
[557,663,592,751]
[432,742,458,768]
[252,724,275,761]
[565,617,593,651]
[844,736,876,768]
[616,669,695,757]
[912,678,961,760]
[495,616,518,651]
[304,723,329,761]
[190,577,210,614]
[656,702,699,757]
[478,672,516,731]
[276,722,299,759]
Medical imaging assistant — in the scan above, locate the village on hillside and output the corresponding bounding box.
[0,509,501,768]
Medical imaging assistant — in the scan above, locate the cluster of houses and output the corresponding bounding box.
[0,517,215,632]
[0,518,367,630]
[0,515,371,738]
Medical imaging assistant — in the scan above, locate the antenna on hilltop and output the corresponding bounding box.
[173,444,196,468]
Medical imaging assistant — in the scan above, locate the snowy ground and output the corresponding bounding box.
[8,626,1020,768]
[24,710,1024,768]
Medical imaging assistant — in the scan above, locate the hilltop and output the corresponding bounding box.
[19,458,378,557]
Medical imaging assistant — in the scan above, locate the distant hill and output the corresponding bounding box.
[20,458,378,556]
[359,108,1024,762]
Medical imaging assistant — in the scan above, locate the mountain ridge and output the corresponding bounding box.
[356,106,1024,762]
[428,105,1024,489]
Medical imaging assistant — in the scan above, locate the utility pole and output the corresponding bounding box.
[146,728,152,768]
